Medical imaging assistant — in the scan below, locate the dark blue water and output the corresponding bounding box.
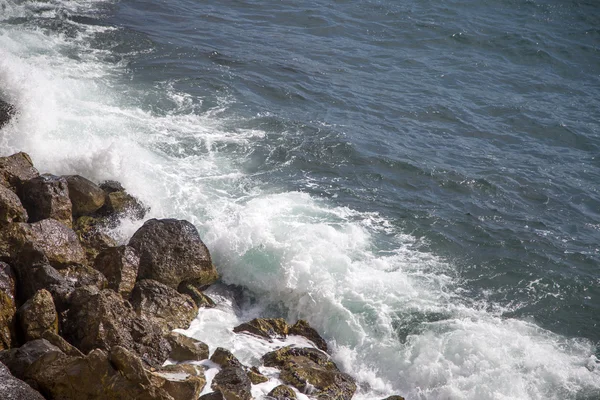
[2,0,600,398]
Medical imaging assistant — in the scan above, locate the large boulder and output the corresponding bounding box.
[149,364,206,400]
[0,185,27,225]
[209,347,242,368]
[73,216,117,264]
[17,289,58,342]
[93,246,139,298]
[262,347,356,400]
[130,279,198,334]
[0,262,16,350]
[103,190,147,219]
[20,175,72,227]
[0,153,39,193]
[129,219,218,289]
[0,361,46,400]
[65,175,105,217]
[289,320,328,352]
[166,332,209,362]
[0,339,61,380]
[233,318,289,340]
[210,366,252,400]
[62,286,170,367]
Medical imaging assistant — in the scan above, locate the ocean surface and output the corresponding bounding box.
[1,0,600,398]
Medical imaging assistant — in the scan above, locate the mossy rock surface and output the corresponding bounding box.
[233,318,289,339]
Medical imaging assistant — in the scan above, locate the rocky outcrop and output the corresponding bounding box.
[0,153,39,193]
[129,219,218,289]
[62,286,170,367]
[233,318,289,340]
[65,175,105,217]
[211,366,252,400]
[166,332,209,362]
[20,175,72,227]
[0,185,27,225]
[289,320,328,352]
[17,289,58,341]
[268,385,297,399]
[0,361,46,400]
[93,245,139,297]
[130,279,198,334]
[263,347,356,400]
[0,262,16,350]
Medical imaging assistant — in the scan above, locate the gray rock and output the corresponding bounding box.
[0,361,45,400]
[0,339,61,379]
[20,175,72,227]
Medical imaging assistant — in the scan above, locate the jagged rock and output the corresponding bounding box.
[166,332,209,362]
[0,339,61,379]
[40,331,83,357]
[289,320,328,352]
[0,153,38,193]
[57,264,107,291]
[150,364,206,400]
[99,180,124,193]
[73,216,117,264]
[247,366,268,384]
[199,392,225,400]
[20,175,72,227]
[233,318,289,340]
[0,99,15,128]
[104,190,147,218]
[62,286,170,367]
[0,262,16,350]
[210,347,243,368]
[129,219,218,289]
[262,347,356,400]
[382,396,406,400]
[17,289,58,341]
[93,246,139,297]
[178,281,216,308]
[0,185,27,225]
[268,385,297,399]
[0,361,46,400]
[65,175,105,217]
[130,279,198,334]
[109,345,151,384]
[211,366,252,400]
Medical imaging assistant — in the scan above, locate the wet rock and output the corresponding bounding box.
[0,262,16,350]
[233,318,289,340]
[73,216,117,264]
[17,289,58,341]
[247,366,268,384]
[178,281,216,308]
[65,175,105,217]
[262,346,356,400]
[150,364,206,400]
[57,264,107,291]
[130,279,198,334]
[93,245,139,297]
[211,366,252,400]
[166,332,209,362]
[62,286,171,367]
[102,190,147,219]
[99,180,124,193]
[210,347,243,368]
[289,320,328,352]
[0,99,15,128]
[0,153,39,193]
[20,175,72,227]
[0,185,27,224]
[0,361,46,400]
[0,339,61,380]
[129,219,218,289]
[268,385,297,399]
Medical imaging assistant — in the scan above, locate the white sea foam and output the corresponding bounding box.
[1,2,599,399]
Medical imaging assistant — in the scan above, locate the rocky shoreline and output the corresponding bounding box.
[0,145,405,399]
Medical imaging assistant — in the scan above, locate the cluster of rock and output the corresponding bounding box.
[0,150,404,400]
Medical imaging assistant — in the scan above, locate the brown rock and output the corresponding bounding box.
[65,175,105,217]
[211,366,252,400]
[262,347,356,400]
[289,320,328,352]
[268,385,297,399]
[17,289,58,341]
[93,245,139,297]
[233,318,289,340]
[247,366,268,384]
[73,216,117,264]
[130,279,198,334]
[0,262,16,350]
[0,360,46,400]
[103,190,147,219]
[166,332,209,362]
[99,180,124,193]
[0,185,27,225]
[0,339,62,380]
[129,219,218,289]
[382,396,406,400]
[20,175,72,227]
[109,345,151,384]
[210,347,243,368]
[40,331,83,357]
[0,152,38,193]
[150,364,206,400]
[178,281,216,308]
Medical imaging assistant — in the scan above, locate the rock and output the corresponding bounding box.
[211,366,252,400]
[210,347,243,368]
[99,180,124,193]
[0,99,15,128]
[0,262,16,350]
[289,320,328,352]
[0,153,38,193]
[129,219,218,289]
[130,279,198,334]
[178,281,216,308]
[102,190,147,219]
[17,289,58,341]
[73,216,117,264]
[233,318,289,340]
[57,264,107,291]
[268,385,297,399]
[262,347,356,400]
[246,366,268,384]
[199,392,225,400]
[382,396,406,400]
[0,339,61,380]
[0,361,46,400]
[40,331,83,357]
[62,286,171,367]
[20,175,72,227]
[166,332,209,362]
[65,175,105,217]
[150,364,206,400]
[0,185,27,225]
[93,246,139,297]
[109,345,151,384]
